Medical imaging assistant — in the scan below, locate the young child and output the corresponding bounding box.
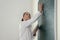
[19,3,43,40]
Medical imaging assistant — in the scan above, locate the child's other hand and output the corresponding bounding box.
[33,30,36,36]
[33,33,36,36]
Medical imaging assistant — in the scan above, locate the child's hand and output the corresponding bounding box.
[38,3,44,13]
[33,26,39,36]
[33,33,36,36]
[33,31,36,36]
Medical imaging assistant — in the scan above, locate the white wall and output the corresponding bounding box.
[57,0,60,40]
[18,0,33,20]
[0,0,33,40]
[0,0,19,40]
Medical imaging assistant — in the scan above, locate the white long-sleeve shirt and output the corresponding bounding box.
[19,11,42,40]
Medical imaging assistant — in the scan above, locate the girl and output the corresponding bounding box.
[19,3,43,40]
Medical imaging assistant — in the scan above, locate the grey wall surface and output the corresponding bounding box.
[38,0,54,40]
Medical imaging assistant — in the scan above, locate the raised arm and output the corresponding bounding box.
[22,11,42,28]
[22,3,43,27]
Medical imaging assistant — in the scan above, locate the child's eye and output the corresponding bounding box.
[26,14,29,15]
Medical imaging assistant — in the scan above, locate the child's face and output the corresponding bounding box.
[23,12,30,21]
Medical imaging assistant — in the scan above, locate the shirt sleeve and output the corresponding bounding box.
[22,11,42,28]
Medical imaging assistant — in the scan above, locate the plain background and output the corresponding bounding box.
[0,0,60,40]
[0,0,19,40]
[0,0,37,40]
